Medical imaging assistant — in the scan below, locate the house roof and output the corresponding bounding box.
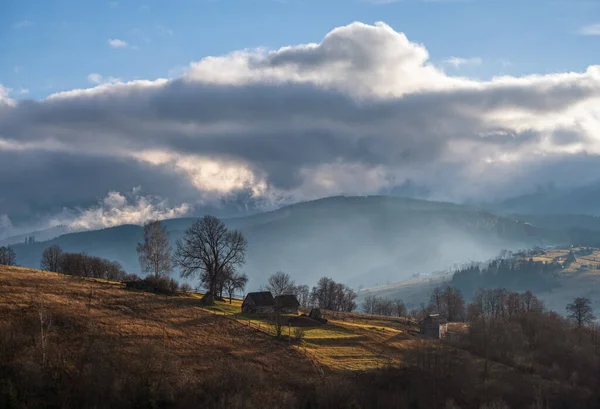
[274,294,300,308]
[245,292,274,306]
[420,314,448,325]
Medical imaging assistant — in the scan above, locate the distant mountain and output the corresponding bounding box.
[0,225,70,246]
[11,196,566,290]
[489,183,600,216]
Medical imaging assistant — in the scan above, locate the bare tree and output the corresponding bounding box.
[40,245,63,272]
[35,297,52,366]
[265,271,295,296]
[567,297,596,328]
[173,216,247,304]
[395,300,407,317]
[137,220,173,278]
[362,294,376,315]
[295,285,310,308]
[0,245,16,266]
[224,270,248,304]
[428,286,443,314]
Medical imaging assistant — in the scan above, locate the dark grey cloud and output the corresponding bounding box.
[1,22,599,236]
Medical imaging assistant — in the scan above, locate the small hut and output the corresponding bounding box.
[241,292,275,314]
[274,294,300,314]
[419,314,448,339]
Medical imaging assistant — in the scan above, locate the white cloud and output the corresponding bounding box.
[18,89,29,95]
[13,20,34,29]
[444,56,483,69]
[50,190,190,232]
[87,73,121,85]
[2,22,600,231]
[108,38,128,48]
[579,24,600,36]
[87,73,103,84]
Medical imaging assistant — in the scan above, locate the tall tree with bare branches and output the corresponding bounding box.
[40,245,63,272]
[137,220,173,278]
[173,216,247,304]
[567,297,596,329]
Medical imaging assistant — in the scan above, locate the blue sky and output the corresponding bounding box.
[1,0,599,99]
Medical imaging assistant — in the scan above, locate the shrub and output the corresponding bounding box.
[123,273,140,282]
[143,276,179,296]
[293,327,306,342]
[180,283,192,293]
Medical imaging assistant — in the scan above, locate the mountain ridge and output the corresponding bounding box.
[11,195,568,290]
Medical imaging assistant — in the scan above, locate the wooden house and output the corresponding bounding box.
[419,314,448,339]
[274,294,300,314]
[241,292,275,314]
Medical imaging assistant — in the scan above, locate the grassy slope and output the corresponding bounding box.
[0,266,437,375]
[0,266,320,389]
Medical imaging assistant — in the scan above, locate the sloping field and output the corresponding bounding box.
[0,266,427,377]
[0,266,324,408]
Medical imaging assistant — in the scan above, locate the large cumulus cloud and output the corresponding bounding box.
[1,21,600,237]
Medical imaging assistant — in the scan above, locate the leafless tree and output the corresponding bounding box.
[224,270,248,304]
[137,220,173,278]
[265,271,295,296]
[173,216,247,304]
[442,286,465,322]
[0,245,16,266]
[428,286,443,314]
[40,245,63,272]
[36,298,52,366]
[295,284,310,308]
[362,294,376,315]
[567,297,596,328]
[395,300,407,317]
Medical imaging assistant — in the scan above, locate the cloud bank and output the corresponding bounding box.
[1,21,600,237]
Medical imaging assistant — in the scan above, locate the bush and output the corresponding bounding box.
[143,276,179,295]
[123,273,141,282]
[180,283,192,293]
[293,327,306,342]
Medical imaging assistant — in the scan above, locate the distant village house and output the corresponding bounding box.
[274,294,300,314]
[419,314,448,339]
[241,292,275,314]
[241,292,300,315]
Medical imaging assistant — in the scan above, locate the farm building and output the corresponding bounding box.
[241,292,275,314]
[419,314,448,339]
[274,294,300,314]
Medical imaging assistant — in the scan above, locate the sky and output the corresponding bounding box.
[1,0,600,237]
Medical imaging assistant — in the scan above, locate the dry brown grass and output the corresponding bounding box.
[0,266,440,377]
[0,266,321,386]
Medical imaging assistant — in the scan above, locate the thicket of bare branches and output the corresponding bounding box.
[309,277,356,312]
[0,245,16,266]
[361,295,407,317]
[53,251,126,281]
[40,245,63,272]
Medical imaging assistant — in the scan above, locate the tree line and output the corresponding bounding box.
[451,257,560,298]
[39,244,128,281]
[261,272,357,312]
